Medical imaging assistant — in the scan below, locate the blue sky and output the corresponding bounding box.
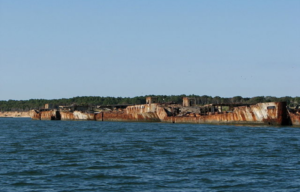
[0,0,299,100]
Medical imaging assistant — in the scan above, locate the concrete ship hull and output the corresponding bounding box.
[288,111,300,126]
[29,110,60,120]
[157,102,289,126]
[30,102,292,126]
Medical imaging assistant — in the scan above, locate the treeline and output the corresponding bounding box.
[0,95,299,112]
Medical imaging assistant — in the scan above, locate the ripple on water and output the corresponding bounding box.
[1,118,300,191]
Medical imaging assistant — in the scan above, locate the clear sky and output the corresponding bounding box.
[0,0,299,100]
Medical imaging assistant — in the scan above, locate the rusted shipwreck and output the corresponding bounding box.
[30,97,294,126]
[288,106,300,126]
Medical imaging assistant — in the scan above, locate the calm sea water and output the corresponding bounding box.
[1,118,300,192]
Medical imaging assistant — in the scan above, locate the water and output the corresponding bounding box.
[1,118,300,191]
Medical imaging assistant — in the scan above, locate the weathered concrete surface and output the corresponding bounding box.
[124,104,160,122]
[29,102,289,126]
[156,106,169,121]
[40,110,60,120]
[73,111,95,120]
[95,111,160,122]
[126,104,158,114]
[200,102,288,125]
[0,111,30,118]
[33,110,95,121]
[95,104,160,122]
[289,112,300,126]
[60,111,74,120]
[29,110,41,120]
[60,111,95,120]
[158,102,289,125]
[30,110,60,120]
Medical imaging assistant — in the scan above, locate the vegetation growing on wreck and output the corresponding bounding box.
[0,95,299,111]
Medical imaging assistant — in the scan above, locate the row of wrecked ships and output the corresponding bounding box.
[30,97,300,126]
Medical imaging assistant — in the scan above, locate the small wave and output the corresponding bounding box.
[91,174,140,180]
[86,165,126,170]
[11,181,37,186]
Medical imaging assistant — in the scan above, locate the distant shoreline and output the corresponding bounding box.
[0,111,30,118]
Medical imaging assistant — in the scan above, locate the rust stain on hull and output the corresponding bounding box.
[95,111,160,122]
[60,111,74,120]
[288,111,300,126]
[60,111,95,120]
[40,110,60,120]
[95,104,161,122]
[157,102,289,125]
[29,110,41,120]
[30,110,60,120]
